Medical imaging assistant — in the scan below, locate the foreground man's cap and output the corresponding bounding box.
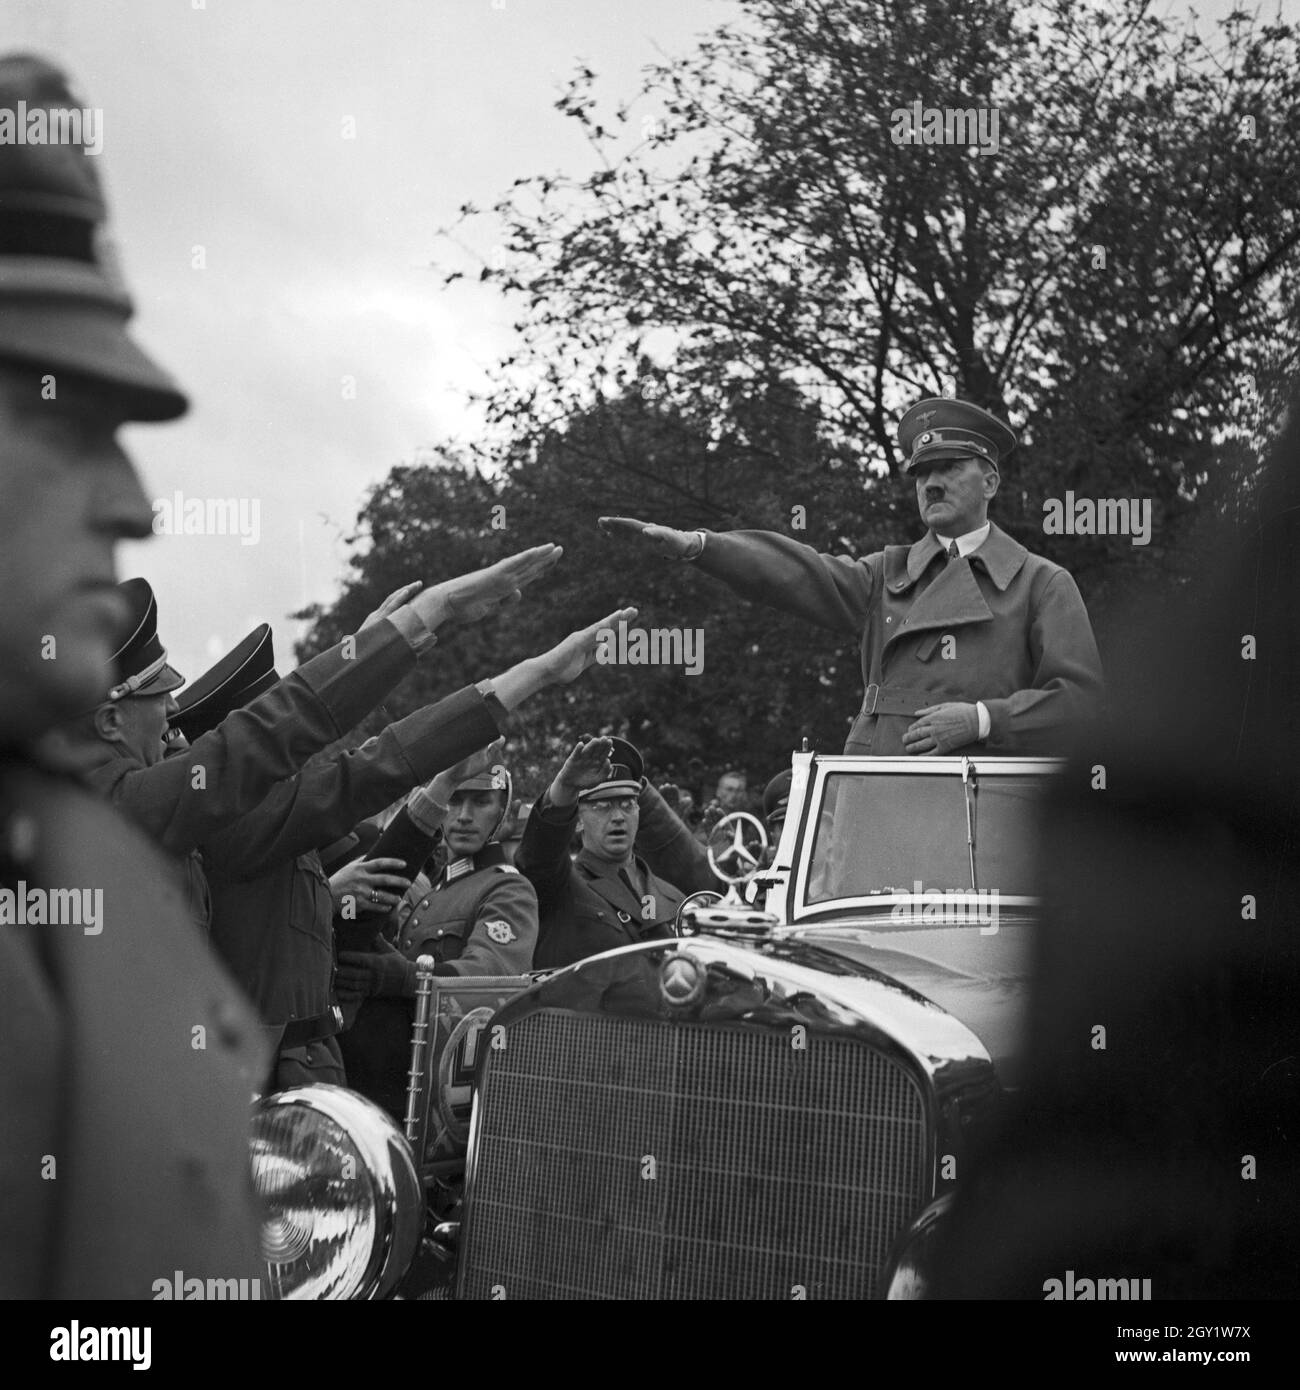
[108,578,186,701]
[171,624,277,741]
[898,397,1017,475]
[578,736,645,803]
[0,52,188,421]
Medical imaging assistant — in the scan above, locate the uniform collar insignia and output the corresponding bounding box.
[441,840,508,884]
[443,856,475,884]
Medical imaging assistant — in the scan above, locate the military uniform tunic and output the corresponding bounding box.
[393,840,538,977]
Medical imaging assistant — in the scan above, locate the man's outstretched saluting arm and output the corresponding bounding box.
[600,397,1103,757]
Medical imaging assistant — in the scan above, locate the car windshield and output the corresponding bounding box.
[803,769,1048,905]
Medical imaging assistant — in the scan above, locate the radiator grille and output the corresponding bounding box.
[460,1009,929,1299]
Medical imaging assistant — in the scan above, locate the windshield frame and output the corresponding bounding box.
[784,755,1064,923]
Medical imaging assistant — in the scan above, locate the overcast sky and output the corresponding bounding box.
[5,0,1258,682]
[6,0,728,680]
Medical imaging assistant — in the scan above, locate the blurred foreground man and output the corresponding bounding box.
[934,396,1300,1300]
[0,53,267,1296]
[601,398,1104,755]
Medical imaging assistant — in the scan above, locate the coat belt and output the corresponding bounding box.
[859,684,935,718]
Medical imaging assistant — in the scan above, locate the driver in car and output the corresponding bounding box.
[599,397,1104,757]
[516,736,721,969]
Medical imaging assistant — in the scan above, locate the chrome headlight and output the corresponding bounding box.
[250,1085,423,1300]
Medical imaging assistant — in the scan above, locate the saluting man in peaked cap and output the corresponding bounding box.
[516,735,721,970]
[600,396,1103,756]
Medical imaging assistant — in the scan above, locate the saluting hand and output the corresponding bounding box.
[549,735,614,808]
[358,581,424,632]
[537,607,639,686]
[427,737,507,805]
[598,516,702,559]
[407,544,563,632]
[486,606,639,712]
[903,703,981,756]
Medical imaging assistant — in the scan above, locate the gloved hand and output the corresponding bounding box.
[903,702,981,755]
[335,946,417,1001]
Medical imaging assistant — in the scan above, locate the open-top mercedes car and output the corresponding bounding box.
[252,751,1058,1299]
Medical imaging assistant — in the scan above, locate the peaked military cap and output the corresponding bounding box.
[762,769,793,824]
[107,578,185,702]
[0,53,187,420]
[170,624,277,742]
[453,762,513,799]
[898,397,1017,475]
[578,736,645,803]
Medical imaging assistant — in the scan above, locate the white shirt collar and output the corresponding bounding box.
[935,522,991,558]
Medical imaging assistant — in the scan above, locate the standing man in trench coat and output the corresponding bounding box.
[600,398,1104,756]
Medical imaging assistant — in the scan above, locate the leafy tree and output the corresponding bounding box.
[445,0,1300,623]
[297,379,888,795]
[302,0,1300,787]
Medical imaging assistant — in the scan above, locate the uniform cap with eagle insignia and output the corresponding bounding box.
[450,762,513,843]
[577,736,645,803]
[897,397,1017,476]
[454,765,511,796]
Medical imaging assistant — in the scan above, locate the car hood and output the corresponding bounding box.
[780,916,1033,1088]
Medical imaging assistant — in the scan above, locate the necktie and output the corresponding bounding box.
[947,541,960,560]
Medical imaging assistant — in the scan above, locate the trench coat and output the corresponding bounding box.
[0,758,268,1299]
[695,525,1104,754]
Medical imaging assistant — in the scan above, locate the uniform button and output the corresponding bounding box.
[885,617,892,624]
[420,899,429,908]
[435,930,443,938]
